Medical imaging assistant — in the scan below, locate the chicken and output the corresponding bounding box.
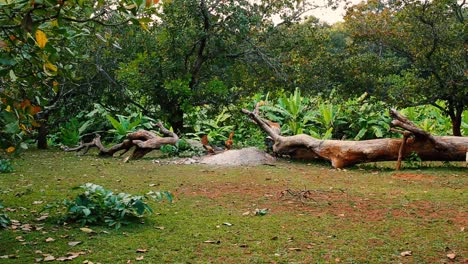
[201,134,215,154]
[225,131,234,150]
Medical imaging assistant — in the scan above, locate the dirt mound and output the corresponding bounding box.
[199,147,275,166]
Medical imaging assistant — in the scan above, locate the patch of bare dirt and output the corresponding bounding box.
[392,173,436,181]
[178,181,467,225]
[199,147,275,166]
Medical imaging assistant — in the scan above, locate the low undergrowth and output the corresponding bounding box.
[0,149,466,263]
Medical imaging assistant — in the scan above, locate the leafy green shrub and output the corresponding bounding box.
[400,103,466,136]
[160,139,205,158]
[0,159,13,173]
[0,98,39,156]
[106,113,155,142]
[262,88,310,135]
[404,151,423,168]
[305,101,344,139]
[62,183,171,229]
[337,93,392,140]
[160,144,179,157]
[0,202,11,228]
[185,106,234,143]
[59,118,92,146]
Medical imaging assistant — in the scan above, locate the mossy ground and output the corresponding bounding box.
[0,149,466,263]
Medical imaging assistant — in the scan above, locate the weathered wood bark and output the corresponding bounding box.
[242,108,468,168]
[63,122,179,160]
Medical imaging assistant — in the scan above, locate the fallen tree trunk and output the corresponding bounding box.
[63,122,178,160]
[242,108,468,168]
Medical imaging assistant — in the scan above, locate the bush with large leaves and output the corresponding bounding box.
[62,183,172,229]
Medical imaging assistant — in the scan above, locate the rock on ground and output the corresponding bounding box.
[199,147,275,166]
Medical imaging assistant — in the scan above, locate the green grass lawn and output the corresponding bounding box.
[0,149,466,263]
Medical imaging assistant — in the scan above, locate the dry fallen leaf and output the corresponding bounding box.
[15,236,25,242]
[45,237,55,242]
[446,253,456,260]
[68,241,82,247]
[242,211,250,216]
[32,201,44,205]
[35,214,49,221]
[203,240,221,244]
[136,256,144,261]
[400,251,412,257]
[21,224,33,232]
[136,249,148,253]
[43,255,55,261]
[155,226,165,230]
[56,256,68,261]
[80,227,95,234]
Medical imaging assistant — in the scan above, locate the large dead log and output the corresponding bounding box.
[63,122,179,160]
[242,108,468,168]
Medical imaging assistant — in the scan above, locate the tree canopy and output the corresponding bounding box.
[0,0,466,153]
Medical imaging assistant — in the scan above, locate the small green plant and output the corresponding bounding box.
[59,118,92,146]
[160,139,205,158]
[404,151,423,168]
[185,107,234,142]
[0,159,13,173]
[62,183,171,229]
[106,113,155,142]
[160,144,178,157]
[0,202,11,228]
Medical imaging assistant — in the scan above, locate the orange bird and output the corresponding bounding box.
[201,135,215,154]
[225,131,234,150]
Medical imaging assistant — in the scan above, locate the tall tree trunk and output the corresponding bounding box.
[170,107,185,134]
[37,115,49,149]
[448,105,463,136]
[451,114,462,137]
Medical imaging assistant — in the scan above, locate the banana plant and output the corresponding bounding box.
[106,113,144,141]
[186,108,234,142]
[305,102,343,139]
[262,88,309,135]
[59,118,92,146]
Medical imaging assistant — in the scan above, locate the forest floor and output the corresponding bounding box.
[0,149,466,263]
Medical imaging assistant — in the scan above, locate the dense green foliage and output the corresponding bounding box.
[0,0,466,154]
[61,183,171,229]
